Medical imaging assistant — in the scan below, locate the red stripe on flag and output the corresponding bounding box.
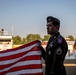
[0,47,41,61]
[20,73,43,75]
[6,64,42,71]
[0,64,42,75]
[0,55,41,69]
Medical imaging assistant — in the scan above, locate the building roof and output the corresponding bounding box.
[67,41,75,45]
[0,36,12,39]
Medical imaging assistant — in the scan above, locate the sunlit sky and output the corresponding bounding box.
[0,0,76,38]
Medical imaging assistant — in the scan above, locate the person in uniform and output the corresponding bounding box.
[41,16,68,75]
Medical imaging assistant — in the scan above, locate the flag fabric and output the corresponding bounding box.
[0,40,43,75]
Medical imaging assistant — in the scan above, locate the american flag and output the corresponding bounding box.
[0,40,43,75]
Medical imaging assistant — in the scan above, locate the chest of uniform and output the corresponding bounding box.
[46,40,57,55]
[47,37,58,49]
[46,36,64,56]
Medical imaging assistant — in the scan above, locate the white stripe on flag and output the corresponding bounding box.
[0,51,41,65]
[0,60,42,72]
[6,69,43,75]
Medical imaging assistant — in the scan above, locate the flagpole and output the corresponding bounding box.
[12,26,14,47]
[12,26,13,36]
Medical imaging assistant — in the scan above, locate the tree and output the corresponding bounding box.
[42,34,50,41]
[25,34,42,43]
[68,35,74,41]
[22,38,27,44]
[13,36,22,45]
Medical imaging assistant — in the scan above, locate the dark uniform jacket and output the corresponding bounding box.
[42,32,68,75]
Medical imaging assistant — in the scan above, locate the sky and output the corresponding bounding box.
[0,0,76,38]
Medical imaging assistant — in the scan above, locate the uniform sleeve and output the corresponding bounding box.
[50,37,68,74]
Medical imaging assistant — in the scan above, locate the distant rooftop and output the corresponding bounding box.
[67,41,75,45]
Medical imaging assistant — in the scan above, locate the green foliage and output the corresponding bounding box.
[13,36,22,45]
[42,34,50,41]
[68,35,74,41]
[21,38,27,44]
[12,34,75,45]
[25,34,42,43]
[13,34,42,45]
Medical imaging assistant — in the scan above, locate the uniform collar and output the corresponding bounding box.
[51,32,60,39]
